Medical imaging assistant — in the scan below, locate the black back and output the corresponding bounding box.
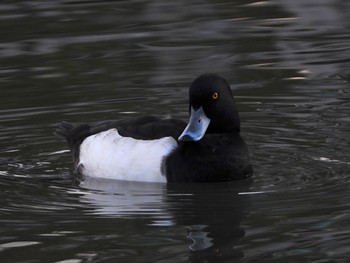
[55,116,186,166]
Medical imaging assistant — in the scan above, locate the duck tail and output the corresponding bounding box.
[55,121,91,145]
[55,121,93,163]
[55,121,74,141]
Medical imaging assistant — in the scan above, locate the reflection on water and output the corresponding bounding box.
[0,0,350,262]
[78,177,167,218]
[79,177,252,261]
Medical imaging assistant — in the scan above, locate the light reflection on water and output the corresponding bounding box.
[0,0,350,262]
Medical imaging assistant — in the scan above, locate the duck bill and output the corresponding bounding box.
[178,106,211,141]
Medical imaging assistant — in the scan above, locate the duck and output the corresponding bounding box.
[56,74,253,183]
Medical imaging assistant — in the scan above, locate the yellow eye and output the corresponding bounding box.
[212,92,219,100]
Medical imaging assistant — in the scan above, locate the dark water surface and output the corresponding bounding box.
[1,1,350,262]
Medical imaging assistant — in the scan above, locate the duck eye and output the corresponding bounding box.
[211,92,219,100]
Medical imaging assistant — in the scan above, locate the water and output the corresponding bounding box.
[1,0,350,262]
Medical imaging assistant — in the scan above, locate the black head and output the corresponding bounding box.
[179,74,241,141]
[190,74,240,133]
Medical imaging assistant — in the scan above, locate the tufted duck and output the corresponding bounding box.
[56,74,253,183]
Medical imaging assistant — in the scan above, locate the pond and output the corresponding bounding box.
[0,1,350,262]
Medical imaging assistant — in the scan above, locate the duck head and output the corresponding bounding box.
[178,74,241,142]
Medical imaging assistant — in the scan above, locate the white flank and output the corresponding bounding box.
[78,129,178,183]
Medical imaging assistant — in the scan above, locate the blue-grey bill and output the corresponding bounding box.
[178,106,211,141]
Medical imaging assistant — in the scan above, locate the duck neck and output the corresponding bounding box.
[207,105,241,134]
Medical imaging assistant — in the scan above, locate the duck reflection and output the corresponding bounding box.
[166,181,252,262]
[78,177,167,217]
[78,177,252,262]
